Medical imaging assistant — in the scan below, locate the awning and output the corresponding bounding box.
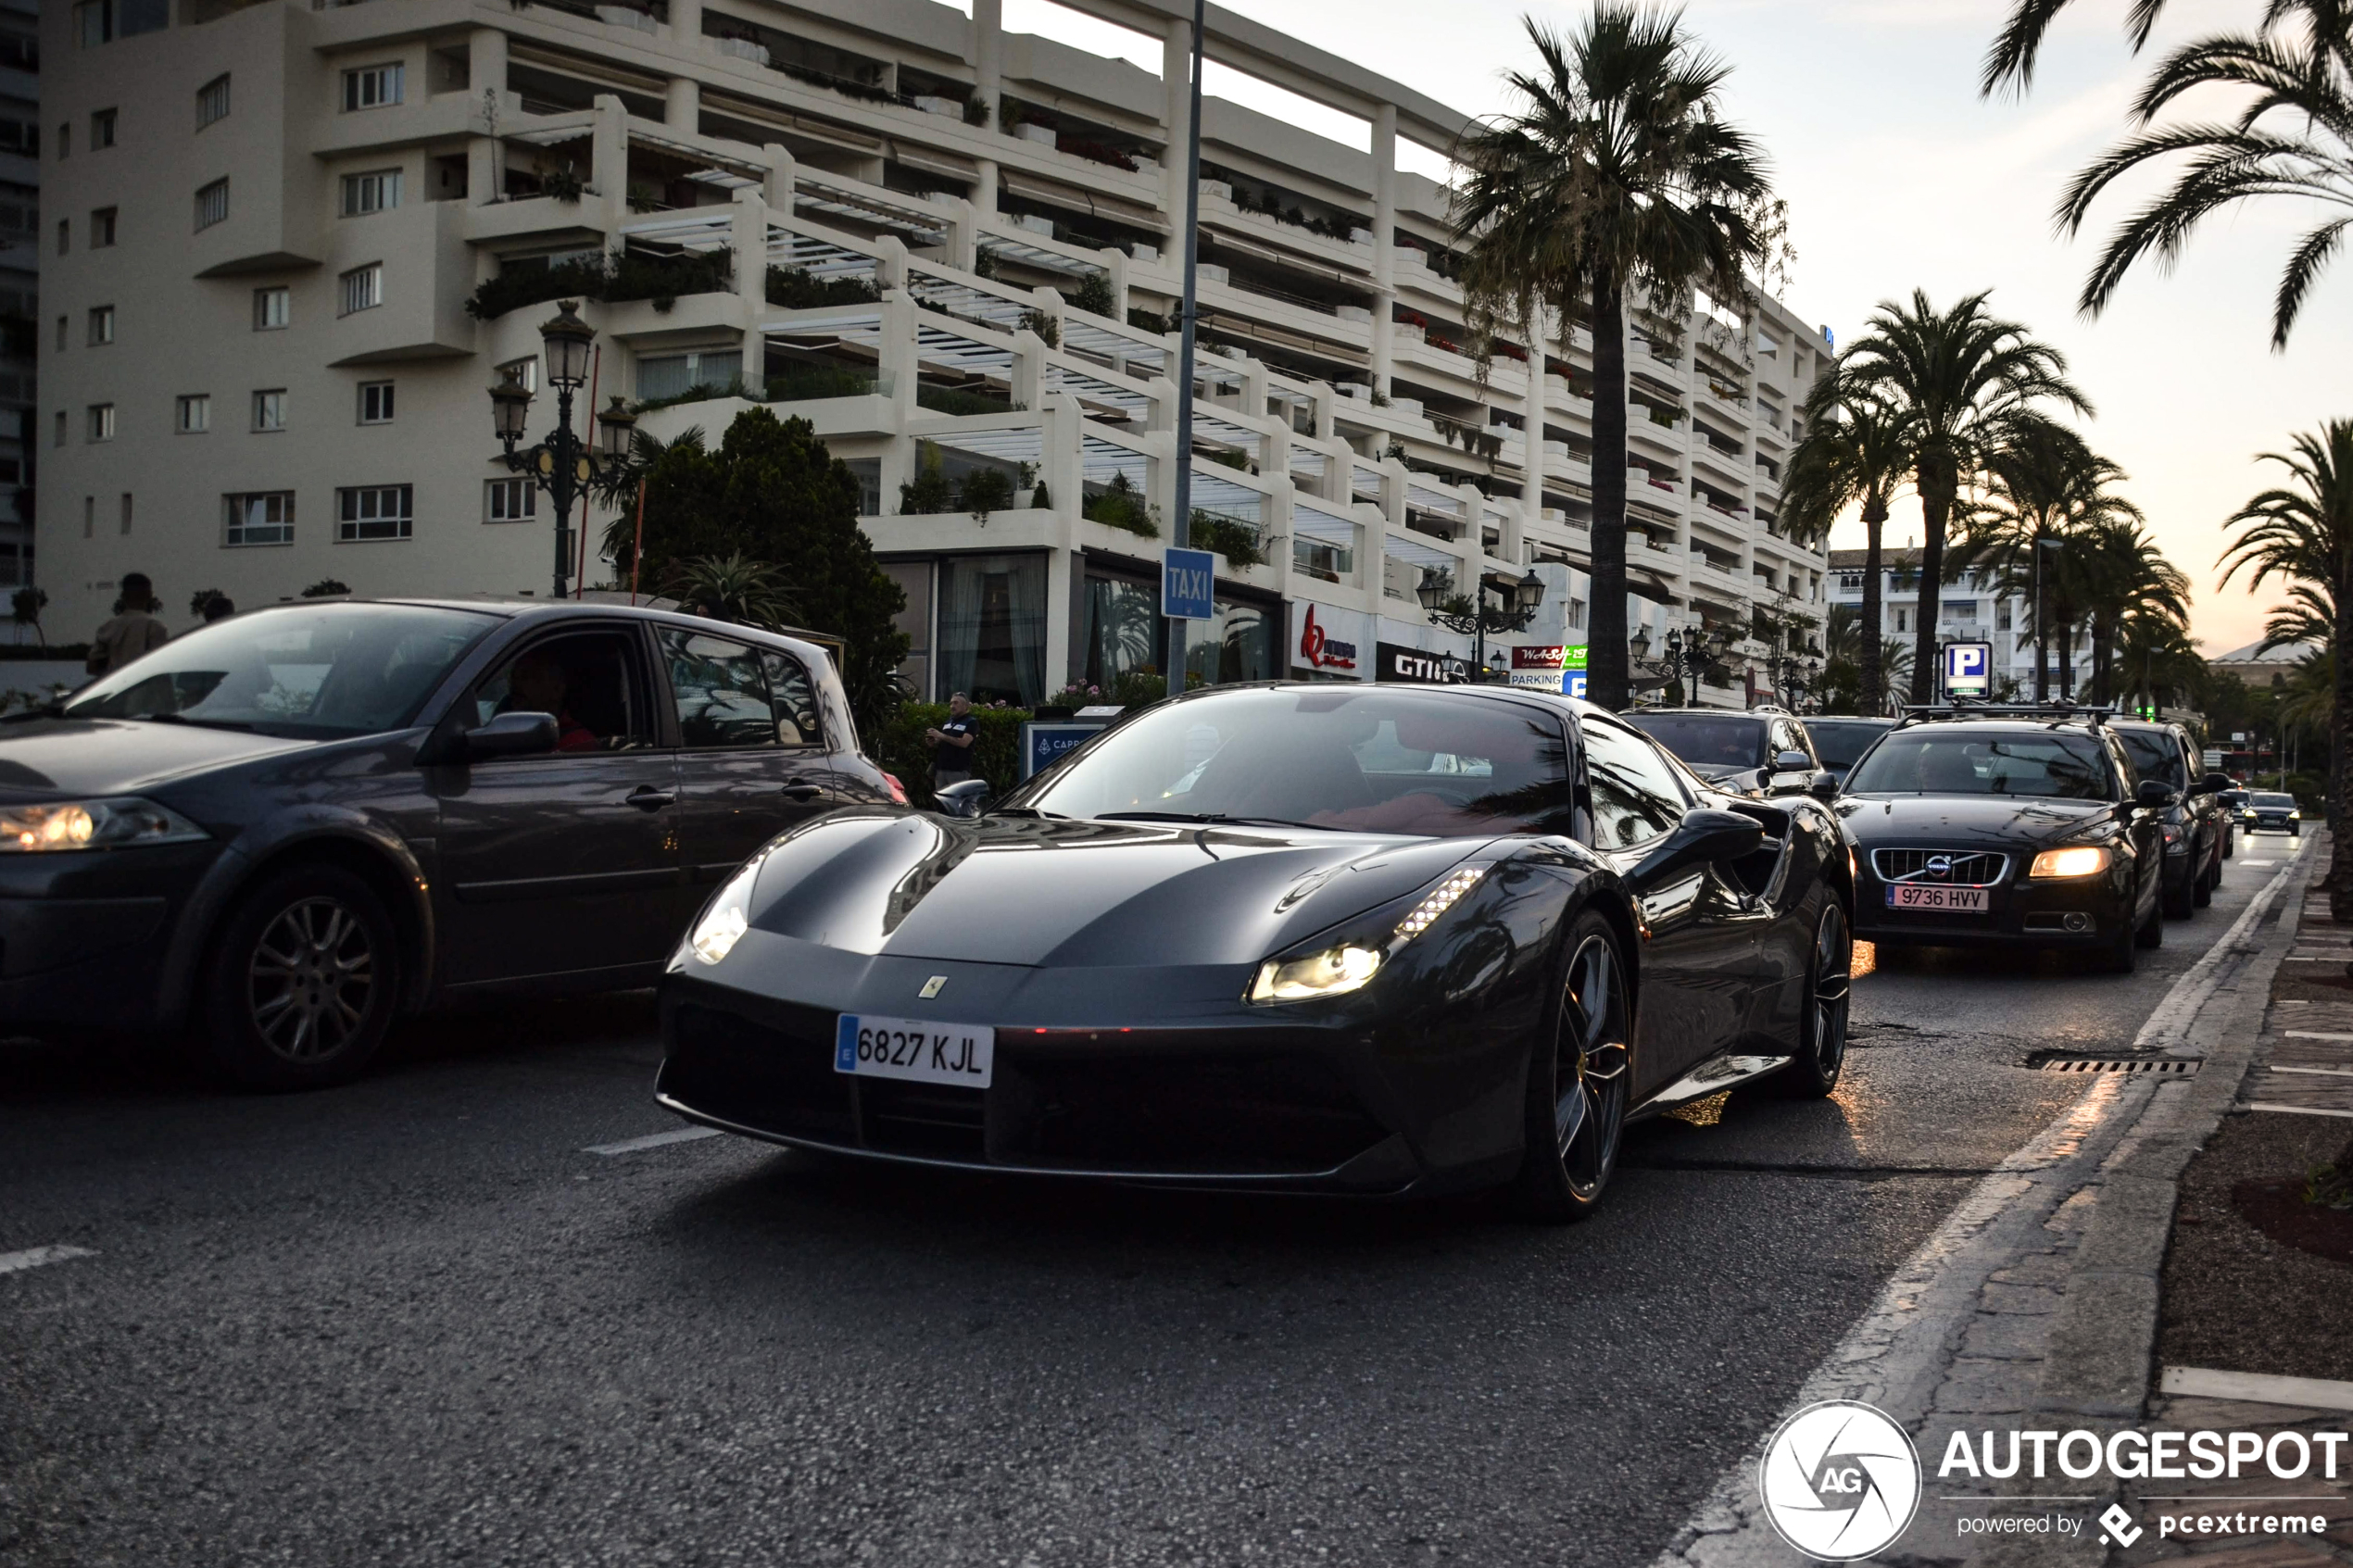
[998,171,1162,229]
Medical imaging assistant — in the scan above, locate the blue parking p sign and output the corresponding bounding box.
[1162,546,1216,621]
[1942,640,1993,699]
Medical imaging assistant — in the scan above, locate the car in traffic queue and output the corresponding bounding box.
[656,682,1856,1221]
[1835,706,2169,973]
[1619,708,1831,800]
[2241,790,2303,837]
[1802,717,1897,790]
[0,598,900,1088]
[2110,720,2233,919]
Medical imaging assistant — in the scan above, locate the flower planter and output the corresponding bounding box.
[715,37,770,64]
[1014,123,1055,145]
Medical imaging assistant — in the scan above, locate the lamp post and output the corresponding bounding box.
[1416,567,1544,681]
[2032,534,2065,702]
[488,300,638,599]
[1653,623,1729,704]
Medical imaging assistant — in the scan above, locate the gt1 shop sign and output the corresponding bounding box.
[1378,643,1473,684]
[1511,644,1588,698]
[1942,640,1993,699]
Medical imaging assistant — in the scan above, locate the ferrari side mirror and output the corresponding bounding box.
[936,778,992,819]
[1807,771,1839,803]
[1628,808,1764,893]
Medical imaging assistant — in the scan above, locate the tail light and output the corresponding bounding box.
[880,770,909,806]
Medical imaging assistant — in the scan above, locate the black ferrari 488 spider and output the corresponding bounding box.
[655,684,1853,1219]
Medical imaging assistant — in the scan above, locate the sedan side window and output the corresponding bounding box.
[661,630,776,749]
[761,651,823,749]
[1581,720,1689,849]
[469,631,653,755]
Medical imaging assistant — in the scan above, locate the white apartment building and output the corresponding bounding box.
[1827,546,2093,706]
[0,0,34,606]
[39,0,1830,703]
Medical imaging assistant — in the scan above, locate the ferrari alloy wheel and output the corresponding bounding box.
[202,864,400,1091]
[1514,914,1630,1223]
[1772,899,1852,1098]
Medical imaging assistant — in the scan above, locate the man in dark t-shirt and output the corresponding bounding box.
[926,692,978,789]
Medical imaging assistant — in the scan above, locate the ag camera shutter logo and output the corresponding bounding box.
[1757,1400,1922,1561]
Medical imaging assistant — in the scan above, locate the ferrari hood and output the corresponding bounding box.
[739,811,1490,968]
[1836,793,2124,850]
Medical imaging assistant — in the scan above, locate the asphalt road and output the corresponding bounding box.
[0,835,2303,1568]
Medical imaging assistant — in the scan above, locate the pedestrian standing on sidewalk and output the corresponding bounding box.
[926,692,979,791]
[87,572,171,676]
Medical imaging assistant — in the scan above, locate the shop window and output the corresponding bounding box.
[937,553,1046,707]
[1081,574,1158,689]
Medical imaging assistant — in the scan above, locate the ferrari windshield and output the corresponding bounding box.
[1843,730,2117,801]
[64,603,496,738]
[1621,713,1768,773]
[1014,686,1572,836]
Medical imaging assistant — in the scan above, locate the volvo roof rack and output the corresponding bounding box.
[1894,700,2116,730]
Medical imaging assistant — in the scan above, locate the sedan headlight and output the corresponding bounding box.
[2291,809,2302,821]
[0,797,207,853]
[686,856,764,966]
[1247,865,1489,1005]
[2030,846,2110,879]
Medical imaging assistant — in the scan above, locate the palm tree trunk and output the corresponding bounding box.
[1859,500,1887,714]
[1912,458,1956,704]
[2090,615,2111,706]
[2332,578,2353,921]
[1587,280,1631,710]
[2057,615,2076,700]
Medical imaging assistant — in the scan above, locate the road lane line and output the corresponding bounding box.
[583,1126,724,1156]
[2247,1102,2353,1119]
[2285,1031,2353,1041]
[0,1245,95,1275]
[2269,1065,2353,1077]
[2162,1365,2353,1411]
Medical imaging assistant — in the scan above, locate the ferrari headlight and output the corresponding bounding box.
[1394,867,1487,939]
[686,857,762,965]
[2030,846,2109,879]
[0,797,207,853]
[1248,945,1381,1003]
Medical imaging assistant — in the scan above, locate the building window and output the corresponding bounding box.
[337,263,381,316]
[196,73,231,130]
[91,206,115,247]
[1996,602,2013,632]
[337,483,412,542]
[119,493,132,535]
[485,476,535,522]
[86,403,115,442]
[223,491,294,548]
[57,122,67,159]
[358,381,394,424]
[253,286,290,330]
[175,394,209,433]
[52,314,64,352]
[1894,608,1910,633]
[87,306,114,345]
[0,119,35,157]
[252,389,285,432]
[90,108,116,148]
[82,495,93,537]
[54,218,65,255]
[340,169,401,217]
[496,356,539,394]
[636,349,741,401]
[52,409,65,446]
[194,178,228,231]
[937,553,1048,706]
[1838,571,1861,592]
[341,63,404,112]
[76,0,167,46]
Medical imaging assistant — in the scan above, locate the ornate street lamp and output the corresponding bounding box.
[1417,567,1546,682]
[489,300,621,600]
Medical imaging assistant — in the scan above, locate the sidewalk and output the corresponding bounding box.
[2111,847,2353,1567]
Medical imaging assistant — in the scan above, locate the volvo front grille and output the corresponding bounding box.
[1869,848,2009,887]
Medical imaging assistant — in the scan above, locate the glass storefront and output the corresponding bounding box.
[1186,599,1279,687]
[1081,575,1160,688]
[937,553,1046,706]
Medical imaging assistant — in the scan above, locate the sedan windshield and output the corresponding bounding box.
[1805,720,1893,771]
[1843,731,2116,801]
[2253,793,2297,809]
[1622,714,1768,773]
[65,604,497,738]
[1013,687,1572,837]
[2116,730,2186,789]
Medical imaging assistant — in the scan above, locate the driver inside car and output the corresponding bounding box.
[501,649,599,754]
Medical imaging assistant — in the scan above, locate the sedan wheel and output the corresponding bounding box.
[1772,899,1852,1098]
[1514,915,1631,1223]
[203,865,400,1090]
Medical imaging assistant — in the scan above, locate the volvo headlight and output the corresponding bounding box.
[1247,865,1489,1005]
[686,856,763,966]
[0,797,207,853]
[2030,846,2109,879]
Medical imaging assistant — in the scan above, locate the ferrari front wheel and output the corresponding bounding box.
[1513,913,1631,1224]
[1770,898,1852,1098]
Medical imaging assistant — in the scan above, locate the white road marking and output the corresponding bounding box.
[2239,860,2275,867]
[2247,1101,2353,1119]
[2161,1366,2353,1412]
[0,1245,95,1275]
[583,1126,724,1156]
[2270,1065,2353,1077]
[2285,1030,2353,1042]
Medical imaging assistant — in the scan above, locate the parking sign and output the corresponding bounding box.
[1161,547,1215,621]
[1942,640,1992,699]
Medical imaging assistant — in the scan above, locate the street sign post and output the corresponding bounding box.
[1941,640,1993,700]
[1162,546,1215,622]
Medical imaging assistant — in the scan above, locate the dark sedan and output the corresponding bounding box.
[1621,708,1828,798]
[0,599,899,1087]
[1838,714,2166,972]
[657,684,1855,1219]
[2112,720,2230,918]
[1804,717,1897,789]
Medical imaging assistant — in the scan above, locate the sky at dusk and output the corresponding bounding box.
[1000,0,2342,655]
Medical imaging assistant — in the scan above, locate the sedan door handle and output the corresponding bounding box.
[779,779,825,802]
[625,785,676,811]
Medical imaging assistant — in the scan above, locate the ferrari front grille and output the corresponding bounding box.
[1869,847,2008,887]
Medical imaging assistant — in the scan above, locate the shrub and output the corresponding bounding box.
[766,265,881,310]
[1126,307,1169,334]
[464,248,734,320]
[1082,473,1157,536]
[1068,271,1116,318]
[957,466,1015,523]
[899,442,954,515]
[302,579,350,597]
[1018,307,1060,347]
[1189,512,1264,568]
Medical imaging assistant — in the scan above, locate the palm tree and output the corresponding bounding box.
[1783,375,1912,713]
[2079,518,2189,705]
[2051,0,2353,349]
[1453,5,1778,711]
[1819,602,1912,712]
[1955,419,2102,699]
[2261,579,2334,651]
[665,551,800,630]
[1836,291,2091,703]
[2219,420,2353,916]
[1982,0,2182,95]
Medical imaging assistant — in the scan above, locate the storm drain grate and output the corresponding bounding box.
[2026,1054,2202,1075]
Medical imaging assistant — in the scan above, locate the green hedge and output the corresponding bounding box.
[871,704,1032,809]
